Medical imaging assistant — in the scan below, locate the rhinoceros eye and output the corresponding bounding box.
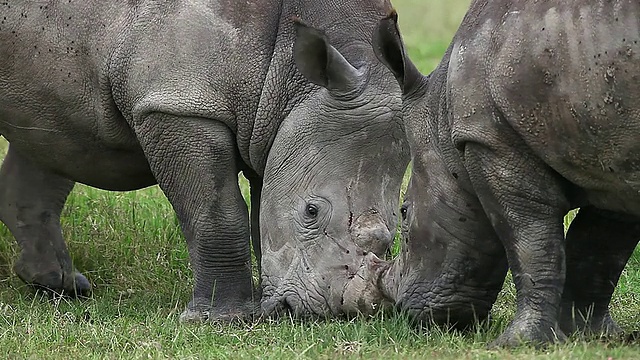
[400,202,409,221]
[305,204,319,218]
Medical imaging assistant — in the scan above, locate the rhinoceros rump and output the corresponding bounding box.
[372,2,640,347]
[0,0,409,321]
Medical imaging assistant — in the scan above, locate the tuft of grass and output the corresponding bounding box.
[1,0,640,358]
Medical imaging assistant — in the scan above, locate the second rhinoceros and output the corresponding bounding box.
[369,0,640,347]
[0,0,409,321]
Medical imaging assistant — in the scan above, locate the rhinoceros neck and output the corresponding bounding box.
[245,0,396,175]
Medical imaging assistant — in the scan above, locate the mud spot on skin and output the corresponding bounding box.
[604,92,614,104]
[605,66,616,82]
[543,71,554,85]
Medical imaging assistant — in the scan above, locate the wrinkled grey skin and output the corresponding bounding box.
[372,1,640,347]
[0,0,408,321]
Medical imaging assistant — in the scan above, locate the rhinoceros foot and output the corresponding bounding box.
[489,318,567,349]
[179,296,259,324]
[558,305,623,339]
[13,255,91,298]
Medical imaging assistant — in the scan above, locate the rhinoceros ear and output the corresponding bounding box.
[293,19,364,96]
[373,10,422,94]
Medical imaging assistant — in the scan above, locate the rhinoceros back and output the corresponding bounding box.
[0,0,281,190]
[447,0,640,215]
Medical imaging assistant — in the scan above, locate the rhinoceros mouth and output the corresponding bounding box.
[260,282,334,319]
[260,253,393,319]
[395,281,497,328]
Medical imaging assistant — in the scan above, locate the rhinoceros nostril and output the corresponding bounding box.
[276,297,300,317]
[282,298,294,312]
[262,296,287,318]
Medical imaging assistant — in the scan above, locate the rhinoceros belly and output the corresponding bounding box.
[0,108,155,192]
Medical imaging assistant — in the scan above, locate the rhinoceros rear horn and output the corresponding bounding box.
[372,10,422,95]
[293,19,364,97]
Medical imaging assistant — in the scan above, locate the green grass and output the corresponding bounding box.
[2,0,640,358]
[394,0,472,73]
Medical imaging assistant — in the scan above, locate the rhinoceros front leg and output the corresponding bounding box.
[132,113,254,322]
[0,145,90,296]
[463,142,570,347]
[560,206,640,337]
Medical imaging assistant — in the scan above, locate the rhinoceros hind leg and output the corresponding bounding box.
[0,145,90,297]
[559,206,640,337]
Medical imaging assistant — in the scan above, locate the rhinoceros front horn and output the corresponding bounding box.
[341,252,393,315]
[292,19,364,97]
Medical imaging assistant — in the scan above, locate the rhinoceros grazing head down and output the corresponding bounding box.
[366,8,516,333]
[0,0,407,323]
[259,19,409,318]
[372,1,640,347]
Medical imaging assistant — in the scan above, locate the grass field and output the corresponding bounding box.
[2,0,640,358]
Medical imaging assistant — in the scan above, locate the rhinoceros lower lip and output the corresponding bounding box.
[260,288,334,319]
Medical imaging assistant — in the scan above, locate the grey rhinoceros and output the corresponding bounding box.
[368,0,640,347]
[0,0,409,321]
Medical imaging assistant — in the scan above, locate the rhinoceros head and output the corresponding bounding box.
[259,18,409,318]
[370,12,509,327]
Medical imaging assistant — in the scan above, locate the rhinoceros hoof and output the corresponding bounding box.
[179,308,211,323]
[489,320,567,348]
[66,272,92,297]
[179,299,258,324]
[13,259,91,298]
